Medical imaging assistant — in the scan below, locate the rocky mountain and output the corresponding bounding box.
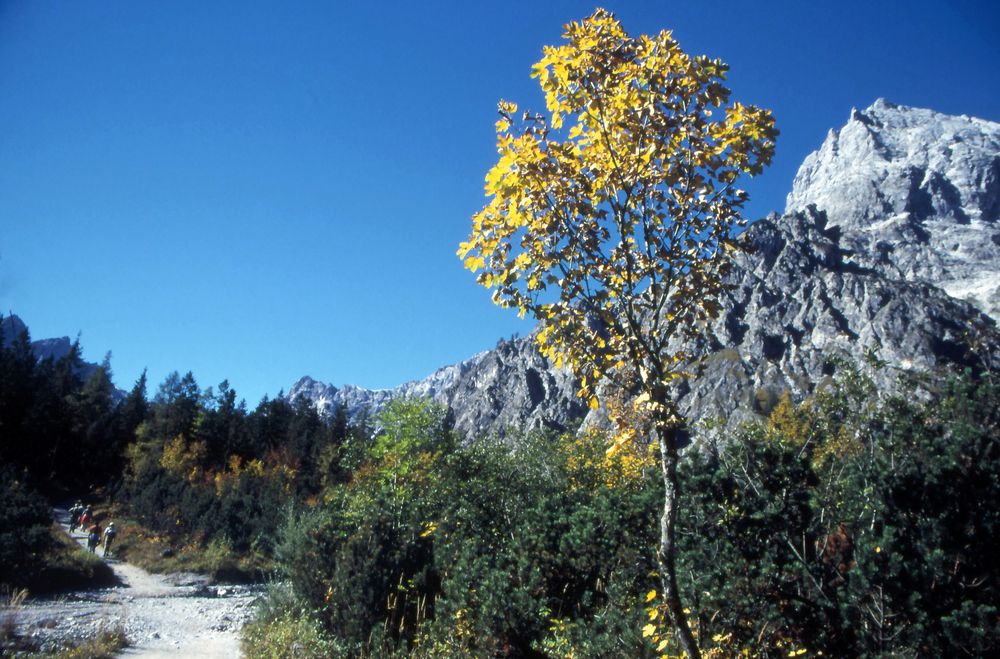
[290,101,1000,439]
[291,340,586,439]
[786,99,1000,319]
[1,314,112,388]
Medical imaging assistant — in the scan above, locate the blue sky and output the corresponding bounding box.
[2,1,998,404]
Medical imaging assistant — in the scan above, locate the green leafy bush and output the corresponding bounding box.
[675,369,1000,656]
[243,606,346,659]
[272,399,661,657]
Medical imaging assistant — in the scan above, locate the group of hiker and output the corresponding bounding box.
[68,501,117,556]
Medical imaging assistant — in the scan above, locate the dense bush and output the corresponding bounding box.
[272,399,662,657]
[0,467,54,587]
[422,433,658,657]
[673,368,1000,656]
[275,399,454,654]
[260,370,999,657]
[242,612,346,659]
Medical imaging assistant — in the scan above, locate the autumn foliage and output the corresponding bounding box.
[459,9,776,655]
[459,8,776,417]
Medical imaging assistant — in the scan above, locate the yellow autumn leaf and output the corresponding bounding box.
[642,623,656,638]
[645,589,657,603]
[463,255,485,272]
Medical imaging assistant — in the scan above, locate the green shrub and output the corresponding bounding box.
[676,369,1000,656]
[270,401,661,656]
[0,468,54,588]
[243,581,348,658]
[242,612,346,659]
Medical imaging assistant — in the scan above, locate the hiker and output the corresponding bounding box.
[69,502,83,532]
[87,522,101,553]
[103,522,117,556]
[79,506,93,530]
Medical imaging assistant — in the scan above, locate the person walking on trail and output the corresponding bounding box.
[79,506,93,531]
[69,501,83,532]
[103,522,117,556]
[87,522,101,554]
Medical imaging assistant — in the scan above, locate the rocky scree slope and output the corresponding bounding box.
[290,101,1000,438]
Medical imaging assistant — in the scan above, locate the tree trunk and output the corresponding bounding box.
[658,422,701,658]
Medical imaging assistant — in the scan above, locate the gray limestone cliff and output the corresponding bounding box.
[786,99,1000,319]
[290,340,586,440]
[642,206,998,431]
[291,101,1000,439]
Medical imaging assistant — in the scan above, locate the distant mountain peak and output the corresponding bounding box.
[786,100,1000,319]
[788,100,1000,224]
[1,313,123,399]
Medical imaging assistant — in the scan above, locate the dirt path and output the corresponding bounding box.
[10,508,261,657]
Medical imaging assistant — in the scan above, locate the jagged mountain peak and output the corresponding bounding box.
[787,99,1000,226]
[786,100,1000,319]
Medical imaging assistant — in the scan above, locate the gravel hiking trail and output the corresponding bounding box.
[9,507,262,657]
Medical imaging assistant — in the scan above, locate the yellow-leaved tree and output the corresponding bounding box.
[458,9,776,657]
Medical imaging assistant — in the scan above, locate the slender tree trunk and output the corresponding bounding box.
[657,421,701,658]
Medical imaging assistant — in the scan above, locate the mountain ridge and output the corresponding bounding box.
[291,100,1000,438]
[0,314,110,387]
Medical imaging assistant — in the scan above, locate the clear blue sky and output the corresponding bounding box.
[2,1,998,404]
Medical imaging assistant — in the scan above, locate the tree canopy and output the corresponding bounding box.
[459,8,776,420]
[459,9,776,656]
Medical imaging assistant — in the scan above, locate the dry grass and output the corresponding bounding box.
[50,624,128,659]
[1,586,29,641]
[101,507,271,582]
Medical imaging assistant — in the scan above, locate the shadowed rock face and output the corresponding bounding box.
[290,339,587,441]
[291,101,1000,440]
[652,207,998,431]
[1,313,105,386]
